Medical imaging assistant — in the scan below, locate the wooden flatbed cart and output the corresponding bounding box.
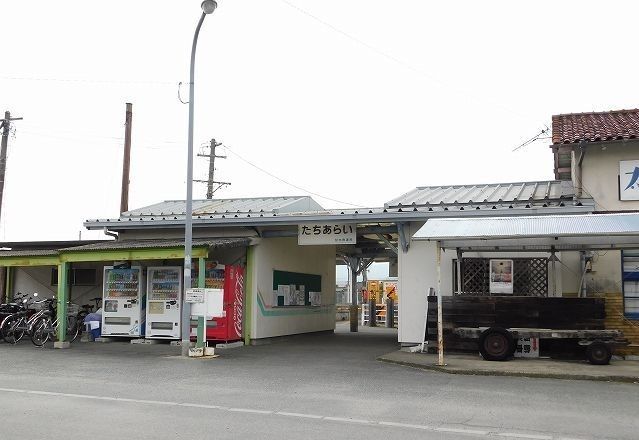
[454,327,628,365]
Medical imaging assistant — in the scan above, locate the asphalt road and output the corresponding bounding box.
[0,323,637,440]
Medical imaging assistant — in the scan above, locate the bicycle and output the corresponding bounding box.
[30,298,80,347]
[0,294,45,344]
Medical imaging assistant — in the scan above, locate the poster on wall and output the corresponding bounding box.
[619,160,639,201]
[489,259,513,294]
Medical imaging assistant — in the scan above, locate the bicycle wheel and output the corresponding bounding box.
[31,317,51,347]
[67,315,80,342]
[1,315,25,344]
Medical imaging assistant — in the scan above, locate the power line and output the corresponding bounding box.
[280,0,539,125]
[0,75,174,86]
[222,145,366,208]
[512,126,550,151]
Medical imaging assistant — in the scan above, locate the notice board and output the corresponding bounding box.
[272,270,322,306]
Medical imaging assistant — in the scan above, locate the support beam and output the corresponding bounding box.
[4,266,13,302]
[244,246,254,346]
[0,246,210,268]
[349,259,358,333]
[436,242,444,366]
[397,222,409,253]
[456,248,462,295]
[196,257,206,349]
[376,233,398,255]
[55,262,70,349]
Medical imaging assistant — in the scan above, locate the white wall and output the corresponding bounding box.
[250,237,336,339]
[559,250,622,296]
[577,140,639,211]
[398,221,564,344]
[12,263,105,306]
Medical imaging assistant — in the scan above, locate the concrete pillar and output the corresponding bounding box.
[349,262,358,333]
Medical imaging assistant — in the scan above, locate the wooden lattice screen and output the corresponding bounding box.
[454,257,548,296]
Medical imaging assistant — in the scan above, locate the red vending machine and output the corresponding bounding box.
[191,264,244,343]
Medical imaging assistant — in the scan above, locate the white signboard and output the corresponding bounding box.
[190,288,225,319]
[489,259,514,294]
[185,288,205,303]
[620,160,639,200]
[298,224,356,245]
[515,337,540,358]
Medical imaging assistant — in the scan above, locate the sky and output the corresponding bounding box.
[2,1,639,280]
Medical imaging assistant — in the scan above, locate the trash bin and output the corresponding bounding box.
[84,312,102,341]
[89,321,101,339]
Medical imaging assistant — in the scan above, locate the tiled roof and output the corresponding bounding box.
[552,109,639,145]
[385,181,575,208]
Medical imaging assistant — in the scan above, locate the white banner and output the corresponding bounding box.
[298,223,356,245]
[620,160,639,201]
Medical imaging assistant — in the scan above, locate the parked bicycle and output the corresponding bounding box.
[30,297,81,347]
[0,293,45,344]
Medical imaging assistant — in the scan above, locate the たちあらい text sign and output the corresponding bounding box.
[298,224,356,245]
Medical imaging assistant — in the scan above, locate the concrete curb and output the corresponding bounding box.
[377,356,639,384]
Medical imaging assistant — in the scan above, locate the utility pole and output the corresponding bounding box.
[120,103,133,214]
[0,111,22,222]
[196,138,230,198]
[0,111,22,305]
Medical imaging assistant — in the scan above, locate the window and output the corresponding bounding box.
[452,257,548,296]
[51,268,97,286]
[621,251,639,318]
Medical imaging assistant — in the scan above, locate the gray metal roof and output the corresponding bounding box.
[412,213,639,251]
[0,249,59,257]
[123,196,324,217]
[63,238,250,252]
[85,201,593,231]
[386,180,578,208]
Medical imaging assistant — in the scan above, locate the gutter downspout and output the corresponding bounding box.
[103,227,118,240]
[573,140,587,199]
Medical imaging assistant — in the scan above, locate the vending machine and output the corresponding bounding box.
[146,266,182,339]
[190,265,244,343]
[102,266,146,337]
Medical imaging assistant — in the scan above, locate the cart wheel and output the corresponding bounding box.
[479,327,514,361]
[586,342,612,365]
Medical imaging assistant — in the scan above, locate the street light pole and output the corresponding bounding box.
[182,0,218,357]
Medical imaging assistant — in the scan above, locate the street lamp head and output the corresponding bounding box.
[201,0,217,14]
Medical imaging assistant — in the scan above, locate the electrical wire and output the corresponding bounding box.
[279,0,540,125]
[512,127,551,151]
[221,144,366,208]
[0,75,174,86]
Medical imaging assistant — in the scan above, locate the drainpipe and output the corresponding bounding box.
[573,140,587,198]
[103,227,118,240]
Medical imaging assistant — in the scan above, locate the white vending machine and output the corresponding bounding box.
[146,266,182,339]
[102,266,146,337]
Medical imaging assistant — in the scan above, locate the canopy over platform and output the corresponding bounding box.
[412,213,639,251]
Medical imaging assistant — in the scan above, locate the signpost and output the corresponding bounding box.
[185,288,205,303]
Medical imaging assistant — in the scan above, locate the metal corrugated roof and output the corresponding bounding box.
[85,198,594,231]
[122,197,324,217]
[0,249,59,257]
[63,238,250,252]
[413,213,639,240]
[385,180,576,208]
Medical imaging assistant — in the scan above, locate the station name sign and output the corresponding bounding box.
[298,223,357,245]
